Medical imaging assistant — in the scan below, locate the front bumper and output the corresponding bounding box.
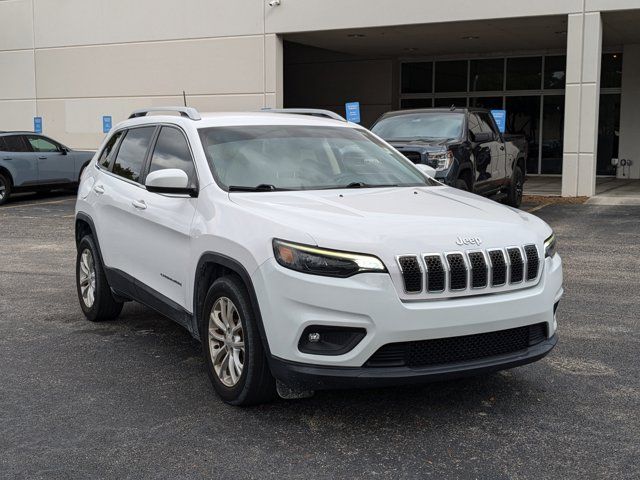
[251,253,562,377]
[270,334,557,390]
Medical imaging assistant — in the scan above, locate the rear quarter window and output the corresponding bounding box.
[97,131,124,170]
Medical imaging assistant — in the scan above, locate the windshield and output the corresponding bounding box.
[198,125,436,191]
[371,112,464,141]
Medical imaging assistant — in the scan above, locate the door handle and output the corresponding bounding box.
[132,199,147,210]
[3,157,12,161]
[38,156,47,160]
[93,184,105,194]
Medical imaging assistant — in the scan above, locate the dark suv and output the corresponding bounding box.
[371,108,528,207]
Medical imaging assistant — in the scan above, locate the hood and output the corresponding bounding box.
[229,186,551,257]
[389,138,460,152]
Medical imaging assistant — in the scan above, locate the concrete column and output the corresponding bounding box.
[561,12,602,197]
[619,44,640,180]
[264,34,284,109]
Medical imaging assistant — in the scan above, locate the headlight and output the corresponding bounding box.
[427,150,453,171]
[544,233,557,258]
[273,239,387,277]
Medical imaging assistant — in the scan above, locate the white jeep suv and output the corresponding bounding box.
[75,107,562,405]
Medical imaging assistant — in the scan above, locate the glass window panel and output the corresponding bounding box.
[469,58,503,92]
[470,97,503,110]
[601,53,623,88]
[434,97,467,108]
[597,94,620,175]
[507,57,542,90]
[544,55,566,89]
[401,62,433,94]
[506,96,541,174]
[27,136,59,152]
[541,95,564,174]
[400,98,433,109]
[1,135,31,152]
[434,61,467,92]
[112,127,155,183]
[149,127,197,187]
[98,131,124,170]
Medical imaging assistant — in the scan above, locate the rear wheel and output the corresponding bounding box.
[202,276,276,406]
[505,166,524,208]
[76,235,123,321]
[0,173,11,205]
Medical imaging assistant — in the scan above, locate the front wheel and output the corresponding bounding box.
[202,276,276,406]
[76,235,123,321]
[505,166,524,208]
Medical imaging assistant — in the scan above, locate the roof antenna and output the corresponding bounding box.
[182,90,188,107]
[450,104,456,111]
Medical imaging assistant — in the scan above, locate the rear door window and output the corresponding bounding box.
[26,136,60,152]
[478,112,500,138]
[111,127,156,183]
[97,130,124,170]
[148,127,197,188]
[2,135,32,152]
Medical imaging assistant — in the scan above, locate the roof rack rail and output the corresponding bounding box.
[261,108,346,122]
[129,106,201,121]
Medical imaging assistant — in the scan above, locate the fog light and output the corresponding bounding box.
[298,325,366,355]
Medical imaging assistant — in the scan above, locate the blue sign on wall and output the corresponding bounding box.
[345,102,361,123]
[102,115,112,133]
[33,117,42,134]
[491,109,506,133]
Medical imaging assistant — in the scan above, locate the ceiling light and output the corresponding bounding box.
[462,35,479,40]
[347,33,366,38]
[404,47,419,52]
[555,30,567,35]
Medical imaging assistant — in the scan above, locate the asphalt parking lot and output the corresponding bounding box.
[1,193,639,480]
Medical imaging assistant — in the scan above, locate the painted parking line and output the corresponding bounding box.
[526,203,552,213]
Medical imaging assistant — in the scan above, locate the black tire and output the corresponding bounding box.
[201,276,276,406]
[505,166,524,208]
[76,235,123,321]
[0,173,11,206]
[454,177,470,192]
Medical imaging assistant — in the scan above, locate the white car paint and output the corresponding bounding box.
[76,110,562,369]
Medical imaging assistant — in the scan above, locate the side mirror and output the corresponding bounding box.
[60,146,69,155]
[415,163,437,178]
[472,132,494,144]
[145,169,197,197]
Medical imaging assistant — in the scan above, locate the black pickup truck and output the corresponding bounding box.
[371,107,528,207]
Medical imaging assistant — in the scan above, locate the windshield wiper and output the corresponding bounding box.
[344,182,399,189]
[228,184,289,192]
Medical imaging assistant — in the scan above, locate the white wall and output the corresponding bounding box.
[619,44,640,179]
[0,0,280,149]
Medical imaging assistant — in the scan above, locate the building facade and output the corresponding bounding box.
[1,0,640,196]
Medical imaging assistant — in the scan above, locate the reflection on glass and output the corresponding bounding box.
[506,96,540,174]
[400,98,433,109]
[601,53,623,88]
[469,59,504,92]
[541,96,564,174]
[507,57,542,90]
[544,56,566,89]
[435,61,467,92]
[434,97,467,108]
[401,62,433,94]
[597,94,620,176]
[470,97,503,110]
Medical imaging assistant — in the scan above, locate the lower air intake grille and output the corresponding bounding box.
[424,255,445,292]
[365,323,548,368]
[524,245,539,280]
[398,256,422,293]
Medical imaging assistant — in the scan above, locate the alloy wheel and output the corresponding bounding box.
[79,249,96,308]
[208,297,245,387]
[0,180,6,200]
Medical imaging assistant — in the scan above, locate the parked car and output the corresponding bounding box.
[371,108,528,207]
[0,131,94,205]
[75,107,562,406]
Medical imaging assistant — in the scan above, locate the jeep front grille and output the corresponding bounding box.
[396,245,540,296]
